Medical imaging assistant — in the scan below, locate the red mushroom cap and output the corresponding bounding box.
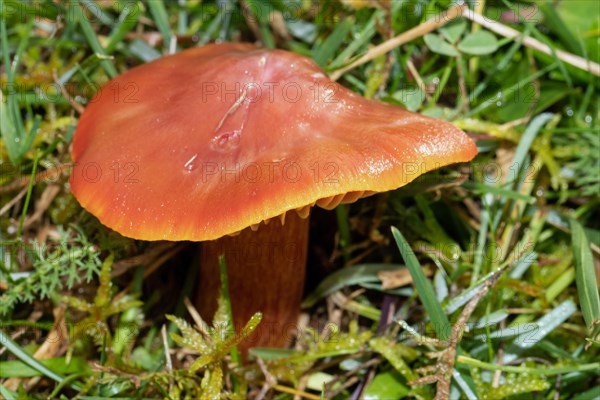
[71,43,477,241]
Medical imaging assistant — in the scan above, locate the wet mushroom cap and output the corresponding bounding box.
[71,43,477,241]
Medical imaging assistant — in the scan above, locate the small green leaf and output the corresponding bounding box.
[457,31,499,55]
[369,337,417,381]
[439,19,466,44]
[200,366,223,399]
[470,366,550,400]
[424,34,459,57]
[219,312,262,352]
[248,347,296,360]
[369,337,429,398]
[392,88,425,112]
[95,254,114,307]
[166,315,210,354]
[364,370,410,399]
[306,372,334,392]
[190,353,214,372]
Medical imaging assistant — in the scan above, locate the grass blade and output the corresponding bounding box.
[218,255,240,369]
[467,64,555,117]
[313,18,353,67]
[71,1,117,78]
[147,0,172,50]
[503,299,576,363]
[129,39,161,62]
[0,92,21,162]
[0,331,82,391]
[106,2,141,53]
[16,152,39,238]
[570,218,600,332]
[80,0,113,24]
[0,385,16,400]
[301,263,404,308]
[457,355,599,376]
[0,357,89,378]
[329,13,377,69]
[461,181,536,202]
[335,205,351,263]
[0,2,27,163]
[369,337,417,382]
[509,113,554,184]
[452,369,478,400]
[391,226,450,340]
[536,2,583,56]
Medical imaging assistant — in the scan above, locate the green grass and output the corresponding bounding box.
[1,0,599,398]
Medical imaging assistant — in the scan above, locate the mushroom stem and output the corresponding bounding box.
[197,211,309,356]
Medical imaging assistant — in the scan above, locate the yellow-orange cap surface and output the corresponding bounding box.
[71,43,477,241]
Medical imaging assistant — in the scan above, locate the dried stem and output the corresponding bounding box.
[329,3,466,80]
[329,4,599,81]
[462,8,600,76]
[433,265,510,399]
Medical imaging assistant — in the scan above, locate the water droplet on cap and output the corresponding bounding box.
[210,130,241,152]
[183,153,198,172]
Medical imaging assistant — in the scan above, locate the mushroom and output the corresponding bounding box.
[70,43,477,355]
